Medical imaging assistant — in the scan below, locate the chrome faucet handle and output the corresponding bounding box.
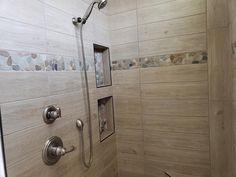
[43,105,62,124]
[48,107,61,119]
[50,145,75,157]
[42,136,76,166]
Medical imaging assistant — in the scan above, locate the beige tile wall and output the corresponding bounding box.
[109,0,207,61]
[109,0,210,177]
[0,0,117,177]
[229,0,236,176]
[208,0,234,176]
[1,1,234,177]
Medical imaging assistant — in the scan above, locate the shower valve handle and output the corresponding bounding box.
[48,107,61,119]
[43,105,62,124]
[42,136,76,166]
[50,145,75,157]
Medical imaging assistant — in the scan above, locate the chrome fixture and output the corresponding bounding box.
[76,119,90,168]
[76,119,84,130]
[72,0,107,25]
[43,106,61,124]
[72,0,107,169]
[42,136,75,166]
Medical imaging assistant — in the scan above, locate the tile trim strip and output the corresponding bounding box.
[111,51,208,71]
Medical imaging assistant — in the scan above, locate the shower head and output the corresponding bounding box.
[98,0,107,9]
[72,0,108,25]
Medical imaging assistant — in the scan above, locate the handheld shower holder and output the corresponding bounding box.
[72,17,84,25]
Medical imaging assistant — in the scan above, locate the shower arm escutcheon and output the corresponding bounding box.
[42,136,76,166]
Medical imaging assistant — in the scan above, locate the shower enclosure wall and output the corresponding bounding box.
[0,0,235,177]
[0,0,116,177]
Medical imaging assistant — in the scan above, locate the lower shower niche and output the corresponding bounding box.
[98,96,115,142]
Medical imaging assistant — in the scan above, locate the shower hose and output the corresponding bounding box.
[78,23,93,168]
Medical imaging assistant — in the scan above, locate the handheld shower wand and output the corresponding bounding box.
[72,0,107,25]
[72,0,107,169]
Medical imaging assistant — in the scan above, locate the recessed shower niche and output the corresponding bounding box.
[98,96,115,141]
[93,44,112,88]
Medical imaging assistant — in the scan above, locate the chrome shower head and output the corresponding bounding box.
[98,0,107,9]
[72,0,108,25]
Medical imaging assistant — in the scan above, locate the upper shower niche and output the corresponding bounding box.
[94,44,112,88]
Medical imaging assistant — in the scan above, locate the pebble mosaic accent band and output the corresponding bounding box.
[111,51,208,71]
[0,49,94,72]
[0,49,207,72]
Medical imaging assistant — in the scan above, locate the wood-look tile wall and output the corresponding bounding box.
[228,0,236,176]
[208,0,234,176]
[109,0,207,61]
[109,0,210,177]
[0,1,117,177]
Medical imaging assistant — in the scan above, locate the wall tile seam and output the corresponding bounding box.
[142,157,211,168]
[137,145,211,153]
[108,9,137,18]
[110,31,207,47]
[136,0,177,10]
[136,12,207,28]
[137,12,207,26]
[0,10,109,39]
[112,80,209,86]
[0,88,86,105]
[116,127,210,135]
[108,8,137,17]
[108,0,199,16]
[109,12,206,31]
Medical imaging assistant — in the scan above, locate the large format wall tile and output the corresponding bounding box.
[112,69,140,85]
[144,131,209,152]
[109,10,137,30]
[141,81,208,100]
[42,0,88,17]
[137,0,175,8]
[138,14,206,41]
[137,0,206,25]
[46,30,78,56]
[207,0,229,29]
[208,28,231,101]
[110,27,138,46]
[108,0,137,15]
[0,0,45,27]
[0,18,47,53]
[48,72,82,95]
[141,64,208,83]
[44,4,76,36]
[143,115,209,135]
[145,159,210,177]
[142,99,208,117]
[111,42,139,61]
[145,146,210,166]
[0,72,49,103]
[139,33,206,57]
